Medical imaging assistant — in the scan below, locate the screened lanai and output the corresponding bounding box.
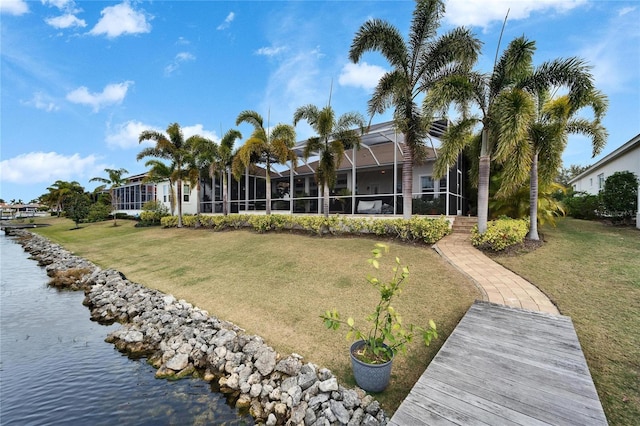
[198,120,469,216]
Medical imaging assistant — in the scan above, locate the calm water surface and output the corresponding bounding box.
[0,234,253,425]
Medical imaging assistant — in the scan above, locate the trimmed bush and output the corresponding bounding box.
[160,214,452,244]
[471,217,528,251]
[564,192,601,220]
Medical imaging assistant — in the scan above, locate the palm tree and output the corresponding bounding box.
[349,0,480,219]
[218,130,243,215]
[426,36,538,233]
[183,137,213,217]
[90,168,129,226]
[494,73,607,240]
[293,104,365,217]
[143,159,177,215]
[233,110,297,215]
[138,122,207,227]
[45,180,84,217]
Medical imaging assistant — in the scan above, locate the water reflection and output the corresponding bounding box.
[0,235,253,425]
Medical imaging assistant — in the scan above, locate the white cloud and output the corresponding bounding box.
[338,62,386,91]
[41,0,75,9]
[0,0,29,15]
[260,47,328,123]
[217,11,235,30]
[89,2,151,38]
[22,92,59,112]
[66,81,133,112]
[255,46,287,57]
[45,13,86,29]
[577,7,640,93]
[182,124,219,143]
[444,0,587,29]
[164,52,196,76]
[105,121,219,150]
[619,6,636,16]
[0,152,103,184]
[105,120,158,149]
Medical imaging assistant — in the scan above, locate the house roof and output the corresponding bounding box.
[569,133,640,184]
[276,119,446,178]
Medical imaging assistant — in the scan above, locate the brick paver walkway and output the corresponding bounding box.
[434,233,559,315]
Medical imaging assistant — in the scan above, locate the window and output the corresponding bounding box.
[598,173,605,190]
[420,176,434,193]
[183,184,190,202]
[163,184,169,203]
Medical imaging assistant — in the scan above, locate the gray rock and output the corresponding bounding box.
[255,347,277,376]
[330,400,351,425]
[288,385,302,407]
[298,370,317,390]
[289,401,307,424]
[342,389,360,409]
[281,376,298,394]
[362,413,380,426]
[348,408,365,426]
[165,353,189,371]
[365,400,380,416]
[266,413,277,426]
[318,378,338,393]
[308,393,330,409]
[275,355,302,376]
[305,407,317,425]
[249,383,262,398]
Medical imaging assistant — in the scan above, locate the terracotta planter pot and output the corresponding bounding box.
[349,340,393,392]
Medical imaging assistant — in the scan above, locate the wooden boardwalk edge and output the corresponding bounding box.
[389,301,607,425]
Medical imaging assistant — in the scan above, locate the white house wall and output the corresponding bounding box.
[157,181,199,216]
[572,144,640,195]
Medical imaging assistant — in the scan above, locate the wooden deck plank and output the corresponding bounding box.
[390,301,607,426]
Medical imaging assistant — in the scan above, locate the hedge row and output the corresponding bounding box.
[470,217,529,251]
[160,214,452,244]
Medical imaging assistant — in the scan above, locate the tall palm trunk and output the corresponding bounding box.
[265,170,272,215]
[176,178,183,227]
[477,128,491,234]
[528,151,540,240]
[323,182,330,218]
[222,172,229,216]
[402,144,413,219]
[111,189,118,226]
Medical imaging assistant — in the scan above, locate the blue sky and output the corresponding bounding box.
[1,0,638,203]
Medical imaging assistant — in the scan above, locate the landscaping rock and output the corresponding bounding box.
[8,229,391,425]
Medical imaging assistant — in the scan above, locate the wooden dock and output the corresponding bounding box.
[390,301,607,425]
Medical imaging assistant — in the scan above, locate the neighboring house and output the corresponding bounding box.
[0,203,43,219]
[568,133,640,229]
[111,173,157,216]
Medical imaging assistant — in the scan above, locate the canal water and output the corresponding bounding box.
[0,234,253,425]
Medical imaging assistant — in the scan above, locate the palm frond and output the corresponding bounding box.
[235,110,264,129]
[433,118,477,178]
[349,18,408,70]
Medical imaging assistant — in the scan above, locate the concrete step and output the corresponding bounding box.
[452,217,477,233]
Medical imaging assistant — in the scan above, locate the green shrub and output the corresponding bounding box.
[471,217,528,251]
[140,200,169,225]
[87,203,111,222]
[161,216,178,227]
[159,213,452,244]
[564,192,601,220]
[600,171,639,220]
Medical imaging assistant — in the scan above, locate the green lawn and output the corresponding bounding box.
[28,216,639,423]
[493,218,639,425]
[30,217,479,414]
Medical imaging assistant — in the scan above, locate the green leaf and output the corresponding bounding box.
[347,317,355,327]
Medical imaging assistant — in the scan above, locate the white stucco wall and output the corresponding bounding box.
[571,142,640,195]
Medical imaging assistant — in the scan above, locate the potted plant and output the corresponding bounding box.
[321,243,438,392]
